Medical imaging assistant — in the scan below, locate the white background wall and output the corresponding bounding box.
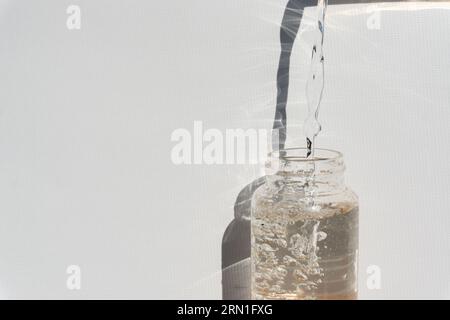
[0,0,449,299]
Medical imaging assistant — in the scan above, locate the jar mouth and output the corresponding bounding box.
[269,148,343,163]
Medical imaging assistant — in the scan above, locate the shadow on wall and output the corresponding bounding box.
[221,177,265,300]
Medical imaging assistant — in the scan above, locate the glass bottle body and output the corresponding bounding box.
[251,149,358,300]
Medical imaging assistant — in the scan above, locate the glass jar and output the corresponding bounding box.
[251,148,359,300]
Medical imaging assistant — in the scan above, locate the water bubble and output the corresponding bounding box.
[317,231,327,242]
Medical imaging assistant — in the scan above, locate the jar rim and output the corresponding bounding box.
[269,147,343,163]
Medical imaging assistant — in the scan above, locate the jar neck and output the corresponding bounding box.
[265,148,346,195]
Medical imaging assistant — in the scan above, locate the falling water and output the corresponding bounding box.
[304,0,328,158]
